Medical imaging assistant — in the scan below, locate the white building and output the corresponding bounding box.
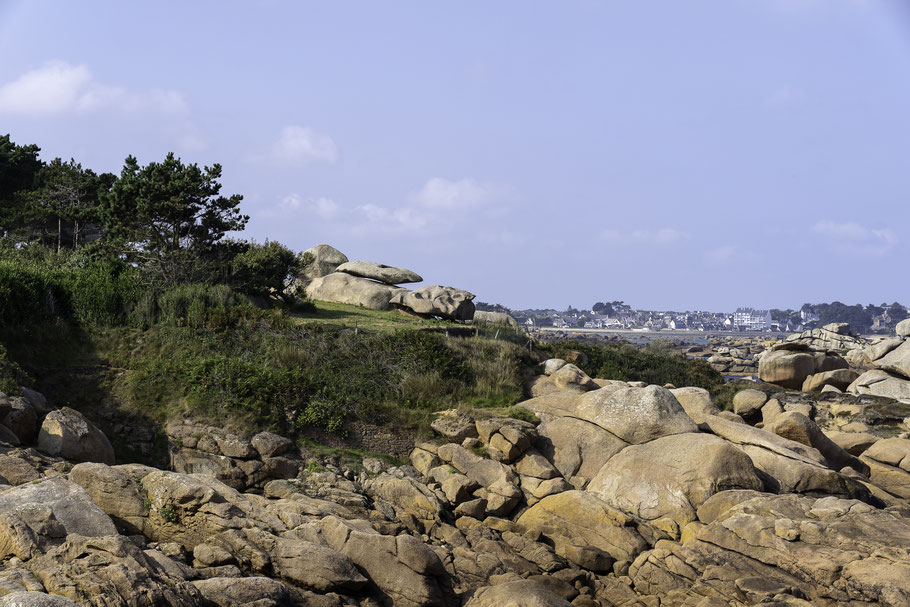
[733,307,772,331]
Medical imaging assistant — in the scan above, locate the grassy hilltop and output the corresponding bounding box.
[0,133,723,463]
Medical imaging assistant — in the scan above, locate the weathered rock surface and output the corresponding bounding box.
[336,260,423,284]
[517,490,647,563]
[847,369,910,401]
[0,477,117,559]
[669,387,720,424]
[759,351,816,389]
[802,368,860,392]
[390,285,476,321]
[587,433,764,529]
[36,407,115,465]
[633,492,910,606]
[876,339,910,379]
[574,385,698,444]
[304,272,405,311]
[896,318,910,337]
[4,383,910,606]
[298,244,348,281]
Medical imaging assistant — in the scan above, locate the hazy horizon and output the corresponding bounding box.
[2,1,908,311]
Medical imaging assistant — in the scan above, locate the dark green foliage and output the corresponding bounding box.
[101,153,248,285]
[474,301,512,314]
[809,302,874,332]
[538,339,723,390]
[25,158,113,250]
[0,344,29,395]
[132,283,247,329]
[505,406,539,424]
[0,255,140,327]
[0,134,42,238]
[124,319,481,434]
[103,152,247,251]
[230,239,299,297]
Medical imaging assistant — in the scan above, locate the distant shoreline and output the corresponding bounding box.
[532,327,787,339]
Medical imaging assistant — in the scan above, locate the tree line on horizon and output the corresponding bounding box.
[0,133,299,298]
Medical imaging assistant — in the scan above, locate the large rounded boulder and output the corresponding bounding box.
[390,285,476,321]
[758,350,816,389]
[37,407,115,465]
[586,433,764,529]
[574,385,698,445]
[304,272,405,310]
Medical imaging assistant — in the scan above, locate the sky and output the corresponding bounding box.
[1,0,908,312]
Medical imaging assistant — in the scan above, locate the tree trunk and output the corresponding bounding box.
[57,216,62,253]
[74,220,79,248]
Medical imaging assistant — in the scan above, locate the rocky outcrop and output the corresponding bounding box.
[336,260,423,284]
[574,385,698,444]
[4,383,910,606]
[390,285,476,321]
[587,433,764,530]
[304,271,405,311]
[848,369,910,401]
[784,322,867,351]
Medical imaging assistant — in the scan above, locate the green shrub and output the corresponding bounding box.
[130,283,251,329]
[158,506,177,523]
[122,319,498,434]
[505,406,539,424]
[0,344,28,394]
[230,239,299,297]
[538,339,723,390]
[0,258,140,326]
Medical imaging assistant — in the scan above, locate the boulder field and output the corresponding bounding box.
[1,372,910,606]
[756,322,910,402]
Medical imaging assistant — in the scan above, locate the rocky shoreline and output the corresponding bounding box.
[2,333,910,607]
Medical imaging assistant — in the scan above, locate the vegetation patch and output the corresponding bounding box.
[538,339,724,390]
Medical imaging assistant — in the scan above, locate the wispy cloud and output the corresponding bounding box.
[352,204,430,234]
[410,177,509,209]
[601,228,689,245]
[272,126,338,165]
[0,61,186,115]
[811,220,897,257]
[260,193,342,220]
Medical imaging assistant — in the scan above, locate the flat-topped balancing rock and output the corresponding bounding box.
[390,285,476,321]
[305,272,406,311]
[336,261,423,285]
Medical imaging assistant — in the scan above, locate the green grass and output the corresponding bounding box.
[291,299,459,332]
[297,439,407,471]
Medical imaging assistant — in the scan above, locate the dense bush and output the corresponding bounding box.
[230,240,298,297]
[0,245,525,436]
[131,283,250,329]
[0,257,140,326]
[123,319,492,434]
[538,339,723,390]
[0,344,29,395]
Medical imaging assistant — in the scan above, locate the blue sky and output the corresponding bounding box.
[1,1,908,311]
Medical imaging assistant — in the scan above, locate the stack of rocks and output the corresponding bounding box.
[846,318,910,401]
[299,244,477,321]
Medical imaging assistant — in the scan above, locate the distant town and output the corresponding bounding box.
[477,301,909,335]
